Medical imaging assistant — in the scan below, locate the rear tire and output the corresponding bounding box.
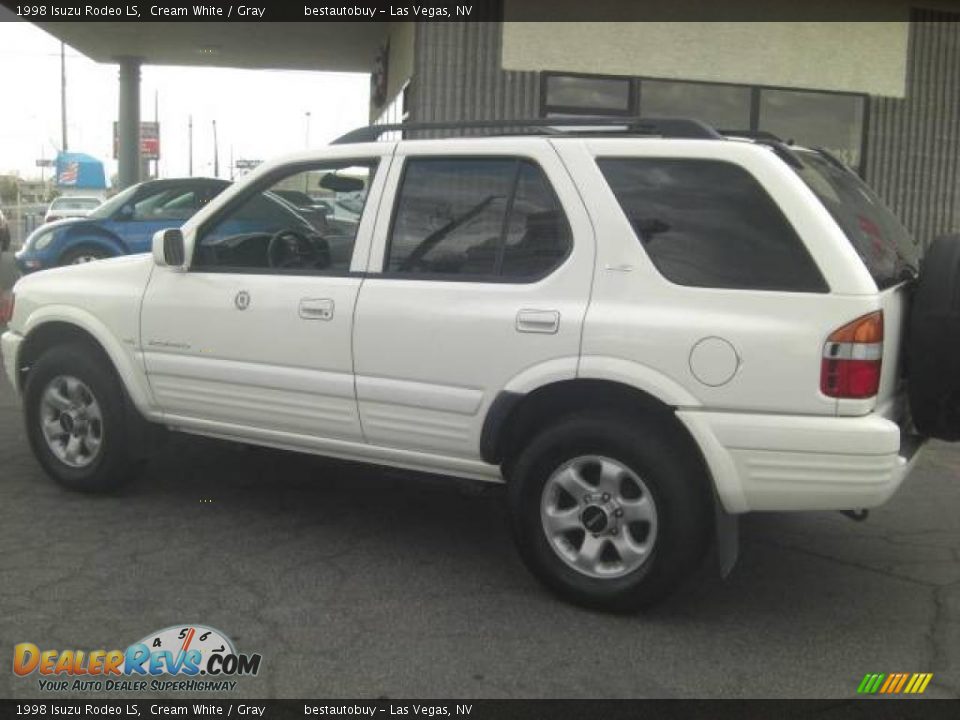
[507,412,713,611]
[908,233,960,440]
[24,344,136,492]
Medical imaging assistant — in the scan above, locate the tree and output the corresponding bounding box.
[0,176,19,204]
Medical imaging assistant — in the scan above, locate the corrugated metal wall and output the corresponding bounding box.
[866,10,960,248]
[409,22,539,133]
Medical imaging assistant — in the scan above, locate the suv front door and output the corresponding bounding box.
[140,155,389,447]
[353,139,594,467]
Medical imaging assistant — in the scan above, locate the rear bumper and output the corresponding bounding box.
[677,409,925,513]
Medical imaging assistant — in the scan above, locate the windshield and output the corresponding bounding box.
[88,185,139,220]
[793,150,920,289]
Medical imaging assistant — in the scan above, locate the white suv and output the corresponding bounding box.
[2,118,952,610]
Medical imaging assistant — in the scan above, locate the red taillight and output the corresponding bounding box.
[820,311,883,399]
[0,291,14,325]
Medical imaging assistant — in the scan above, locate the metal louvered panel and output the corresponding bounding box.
[409,22,539,136]
[866,11,960,250]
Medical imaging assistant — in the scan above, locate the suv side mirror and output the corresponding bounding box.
[152,228,186,268]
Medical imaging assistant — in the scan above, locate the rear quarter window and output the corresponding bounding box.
[792,151,919,289]
[597,158,828,292]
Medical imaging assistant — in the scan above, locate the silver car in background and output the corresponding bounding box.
[43,196,102,224]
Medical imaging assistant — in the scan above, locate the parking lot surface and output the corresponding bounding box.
[2,250,960,699]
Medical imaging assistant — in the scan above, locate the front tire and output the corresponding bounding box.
[507,413,712,611]
[24,344,136,492]
[59,246,110,266]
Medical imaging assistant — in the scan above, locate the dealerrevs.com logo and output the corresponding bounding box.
[13,624,262,693]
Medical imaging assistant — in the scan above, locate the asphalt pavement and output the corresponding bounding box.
[2,249,960,699]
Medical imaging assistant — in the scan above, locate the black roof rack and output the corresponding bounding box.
[332,117,723,144]
[716,129,805,169]
[718,129,784,142]
[813,146,856,174]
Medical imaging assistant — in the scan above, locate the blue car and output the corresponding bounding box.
[15,178,229,273]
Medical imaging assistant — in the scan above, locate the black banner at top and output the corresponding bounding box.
[1,0,957,22]
[9,0,504,22]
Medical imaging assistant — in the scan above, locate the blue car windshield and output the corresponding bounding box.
[88,185,139,220]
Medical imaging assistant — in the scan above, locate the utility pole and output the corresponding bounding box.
[60,43,68,152]
[229,145,234,181]
[154,89,159,179]
[212,119,219,178]
[304,111,311,192]
[188,115,193,177]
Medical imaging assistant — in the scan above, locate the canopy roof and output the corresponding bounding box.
[37,22,384,73]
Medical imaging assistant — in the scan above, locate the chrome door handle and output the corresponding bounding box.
[516,309,560,334]
[299,298,334,321]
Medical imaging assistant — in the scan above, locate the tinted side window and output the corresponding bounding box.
[502,162,572,277]
[598,158,827,292]
[388,159,512,276]
[387,158,571,280]
[195,162,375,273]
[132,188,196,221]
[133,189,200,222]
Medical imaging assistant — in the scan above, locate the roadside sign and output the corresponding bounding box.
[112,121,161,160]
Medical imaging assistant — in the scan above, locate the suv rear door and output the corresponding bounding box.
[352,138,594,464]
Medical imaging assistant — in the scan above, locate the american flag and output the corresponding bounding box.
[58,161,79,186]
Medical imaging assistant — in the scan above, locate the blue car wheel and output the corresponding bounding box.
[59,245,111,266]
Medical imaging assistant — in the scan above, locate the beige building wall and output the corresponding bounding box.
[502,21,910,98]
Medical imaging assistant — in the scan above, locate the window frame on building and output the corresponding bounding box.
[541,71,638,117]
[540,72,870,174]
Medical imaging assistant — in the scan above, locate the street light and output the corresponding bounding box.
[304,112,311,192]
[212,119,219,178]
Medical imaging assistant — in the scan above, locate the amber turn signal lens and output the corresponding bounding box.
[827,311,884,344]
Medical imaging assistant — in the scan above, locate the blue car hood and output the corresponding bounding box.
[43,217,99,233]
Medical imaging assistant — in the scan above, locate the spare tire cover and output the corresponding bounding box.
[908,233,960,440]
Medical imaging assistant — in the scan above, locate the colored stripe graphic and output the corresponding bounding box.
[857,673,885,694]
[894,673,909,693]
[857,672,933,694]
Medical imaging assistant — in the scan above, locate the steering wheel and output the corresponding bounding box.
[267,229,322,269]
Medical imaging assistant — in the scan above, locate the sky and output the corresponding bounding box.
[0,20,370,184]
